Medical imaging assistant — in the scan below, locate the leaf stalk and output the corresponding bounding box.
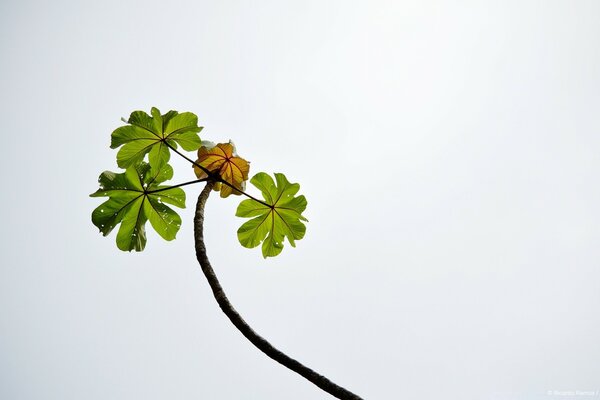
[165,141,271,207]
[146,178,209,194]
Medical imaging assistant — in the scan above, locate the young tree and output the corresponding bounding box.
[90,108,362,399]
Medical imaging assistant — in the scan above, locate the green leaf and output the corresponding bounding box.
[90,162,186,251]
[111,107,203,169]
[236,172,308,258]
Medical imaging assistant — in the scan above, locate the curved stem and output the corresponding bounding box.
[194,182,363,400]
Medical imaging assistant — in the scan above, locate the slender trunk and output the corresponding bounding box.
[194,182,364,400]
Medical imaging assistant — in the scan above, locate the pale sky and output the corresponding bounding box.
[1,1,599,399]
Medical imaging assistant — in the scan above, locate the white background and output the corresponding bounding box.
[1,1,599,399]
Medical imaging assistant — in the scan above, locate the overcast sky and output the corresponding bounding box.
[1,1,599,399]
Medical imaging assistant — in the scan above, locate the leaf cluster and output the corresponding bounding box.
[237,173,307,257]
[91,107,308,257]
[111,108,202,169]
[91,163,185,251]
[194,142,250,198]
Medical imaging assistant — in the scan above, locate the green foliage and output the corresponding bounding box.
[236,173,308,258]
[91,107,308,257]
[111,107,202,169]
[90,162,185,251]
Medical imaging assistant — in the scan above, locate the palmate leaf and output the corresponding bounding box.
[111,107,203,169]
[193,141,250,198]
[236,173,307,258]
[90,162,186,251]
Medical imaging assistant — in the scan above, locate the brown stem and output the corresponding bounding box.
[194,182,364,400]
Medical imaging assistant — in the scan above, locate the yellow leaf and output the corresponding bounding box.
[194,142,250,198]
